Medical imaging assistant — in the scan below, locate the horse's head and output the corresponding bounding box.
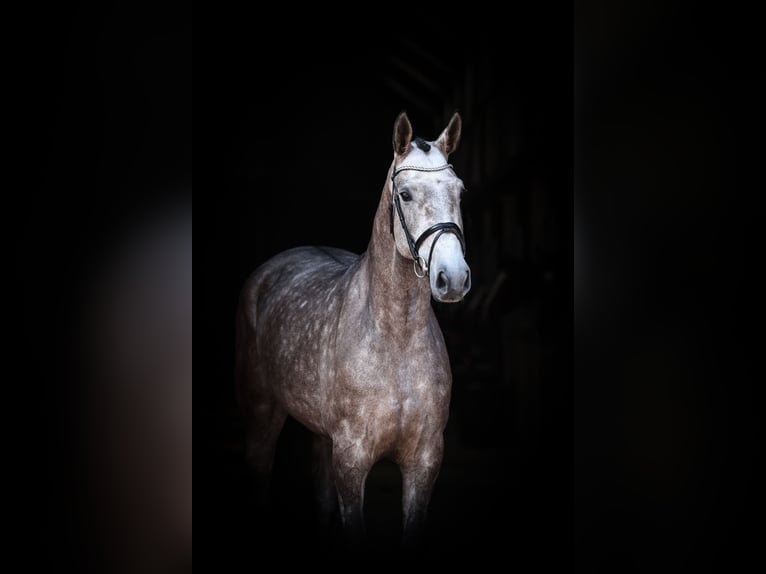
[390,112,471,303]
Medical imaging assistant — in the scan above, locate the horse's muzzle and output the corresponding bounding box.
[432,264,471,302]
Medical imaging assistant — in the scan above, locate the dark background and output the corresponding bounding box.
[1,1,192,570]
[18,2,763,571]
[22,3,193,571]
[198,9,572,569]
[575,2,764,571]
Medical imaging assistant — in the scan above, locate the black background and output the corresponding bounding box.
[199,7,572,569]
[575,3,764,570]
[195,8,573,564]
[17,1,764,571]
[22,3,192,571]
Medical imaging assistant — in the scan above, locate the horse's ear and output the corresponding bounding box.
[435,112,462,157]
[392,111,413,156]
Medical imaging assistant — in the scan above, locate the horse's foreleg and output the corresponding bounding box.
[331,441,372,543]
[244,398,286,506]
[400,436,444,546]
[313,435,337,529]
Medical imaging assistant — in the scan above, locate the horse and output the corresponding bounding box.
[236,111,470,545]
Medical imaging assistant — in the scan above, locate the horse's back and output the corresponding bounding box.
[240,246,358,310]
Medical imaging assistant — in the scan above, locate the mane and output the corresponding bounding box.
[413,137,431,152]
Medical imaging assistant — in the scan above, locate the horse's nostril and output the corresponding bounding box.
[463,270,471,291]
[436,270,448,291]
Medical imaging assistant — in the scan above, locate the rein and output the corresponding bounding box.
[389,163,466,278]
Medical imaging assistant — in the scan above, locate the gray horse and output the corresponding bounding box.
[236,112,470,544]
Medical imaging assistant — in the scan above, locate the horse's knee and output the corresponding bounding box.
[400,451,444,543]
[329,446,372,534]
[331,459,368,503]
[401,444,443,488]
[401,466,439,514]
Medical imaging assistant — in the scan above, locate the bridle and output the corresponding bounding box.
[389,162,466,278]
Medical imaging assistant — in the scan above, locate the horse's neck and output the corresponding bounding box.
[358,180,433,338]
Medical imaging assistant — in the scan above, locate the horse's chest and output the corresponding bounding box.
[332,344,451,444]
[338,339,448,390]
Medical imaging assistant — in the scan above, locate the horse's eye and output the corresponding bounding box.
[400,191,412,202]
